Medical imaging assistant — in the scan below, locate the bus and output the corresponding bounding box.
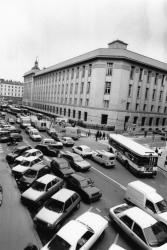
[108,134,158,177]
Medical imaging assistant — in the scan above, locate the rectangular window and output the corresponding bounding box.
[101,114,108,124]
[162,75,165,86]
[147,71,151,83]
[84,112,87,121]
[85,99,89,106]
[104,82,111,94]
[156,118,160,126]
[141,117,146,126]
[76,67,79,78]
[106,62,113,76]
[68,109,71,117]
[73,110,75,118]
[133,116,138,125]
[139,68,143,81]
[128,84,132,97]
[70,83,73,94]
[162,118,166,126]
[145,88,149,100]
[130,66,135,80]
[64,108,66,116]
[103,100,109,108]
[75,83,78,94]
[88,64,92,76]
[80,98,82,106]
[155,73,158,85]
[152,89,156,100]
[137,86,140,98]
[143,104,147,111]
[158,106,161,113]
[164,107,167,113]
[82,66,85,77]
[80,82,84,94]
[126,102,130,110]
[159,91,163,101]
[151,105,154,112]
[66,70,69,80]
[135,103,139,111]
[86,82,90,94]
[71,68,74,79]
[78,111,81,119]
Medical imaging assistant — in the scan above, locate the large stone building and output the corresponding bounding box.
[23,40,167,131]
[0,79,24,104]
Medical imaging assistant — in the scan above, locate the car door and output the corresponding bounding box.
[63,198,73,219]
[132,223,148,249]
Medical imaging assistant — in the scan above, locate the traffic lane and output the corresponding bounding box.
[0,148,42,250]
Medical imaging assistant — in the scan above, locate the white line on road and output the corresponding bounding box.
[91,166,126,191]
[113,234,119,244]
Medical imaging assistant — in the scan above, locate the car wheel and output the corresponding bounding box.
[76,202,80,210]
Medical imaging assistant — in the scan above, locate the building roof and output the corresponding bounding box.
[34,45,167,77]
[0,79,23,86]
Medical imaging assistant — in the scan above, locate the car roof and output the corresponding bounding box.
[22,156,39,161]
[95,150,115,157]
[125,206,157,228]
[63,137,72,139]
[26,149,40,153]
[78,145,90,149]
[17,145,31,150]
[57,220,87,245]
[37,174,59,184]
[43,138,54,141]
[52,157,68,163]
[51,188,75,202]
[65,151,78,157]
[31,162,47,171]
[70,173,85,181]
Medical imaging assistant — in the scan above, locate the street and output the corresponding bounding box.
[1,121,167,250]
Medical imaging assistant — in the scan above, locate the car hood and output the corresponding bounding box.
[20,176,34,184]
[62,168,74,175]
[152,243,167,250]
[22,188,45,201]
[12,165,29,173]
[158,211,167,223]
[83,186,100,195]
[35,207,62,225]
[76,161,90,168]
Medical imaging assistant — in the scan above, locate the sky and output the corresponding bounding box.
[0,0,167,82]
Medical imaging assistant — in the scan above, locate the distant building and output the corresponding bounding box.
[0,79,24,104]
[23,40,167,131]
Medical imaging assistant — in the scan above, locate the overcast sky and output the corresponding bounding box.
[0,0,167,81]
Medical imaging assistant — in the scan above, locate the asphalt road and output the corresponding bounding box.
[2,117,167,250]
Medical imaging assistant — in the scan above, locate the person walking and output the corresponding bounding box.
[99,131,102,140]
[102,131,105,140]
[24,243,38,250]
[95,130,99,141]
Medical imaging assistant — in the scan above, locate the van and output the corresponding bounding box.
[92,150,115,168]
[35,120,47,131]
[125,180,167,225]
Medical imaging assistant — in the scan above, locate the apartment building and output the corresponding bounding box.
[23,40,167,131]
[0,79,24,104]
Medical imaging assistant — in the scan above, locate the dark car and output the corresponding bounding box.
[62,151,91,172]
[17,162,50,192]
[8,127,22,134]
[6,145,32,164]
[35,144,60,157]
[66,174,102,203]
[10,133,23,142]
[50,157,75,179]
[8,118,15,124]
[50,132,61,141]
[0,131,11,142]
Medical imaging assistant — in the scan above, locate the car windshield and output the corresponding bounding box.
[45,198,64,213]
[32,181,46,191]
[74,155,83,162]
[33,132,39,135]
[21,160,30,167]
[156,199,167,213]
[24,169,37,178]
[144,221,167,247]
[44,140,54,144]
[12,149,20,154]
[48,234,70,250]
[21,151,30,157]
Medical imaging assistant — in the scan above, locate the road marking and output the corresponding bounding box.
[91,166,126,191]
[113,234,119,244]
[95,208,102,212]
[88,206,93,211]
[104,215,110,221]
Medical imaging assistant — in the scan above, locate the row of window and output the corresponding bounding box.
[126,102,167,113]
[130,66,166,85]
[125,115,166,127]
[128,84,166,102]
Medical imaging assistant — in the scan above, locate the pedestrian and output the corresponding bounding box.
[99,131,102,140]
[24,243,38,250]
[158,148,162,156]
[102,131,105,140]
[95,130,99,141]
[88,130,91,137]
[155,147,158,154]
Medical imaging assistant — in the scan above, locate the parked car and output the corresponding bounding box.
[17,162,50,192]
[109,203,167,250]
[14,149,43,164]
[66,173,102,203]
[21,174,64,207]
[29,129,42,141]
[25,126,34,134]
[35,144,60,157]
[0,131,11,142]
[91,150,115,168]
[40,211,108,250]
[9,133,23,142]
[72,145,93,158]
[6,145,32,164]
[12,156,43,181]
[50,157,75,178]
[41,138,63,149]
[8,126,21,134]
[47,127,56,135]
[62,151,91,172]
[50,132,61,142]
[60,136,74,146]
[8,117,15,124]
[34,188,81,230]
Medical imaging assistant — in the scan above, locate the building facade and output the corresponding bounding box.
[0,79,24,104]
[23,40,167,131]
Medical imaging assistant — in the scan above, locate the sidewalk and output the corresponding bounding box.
[0,153,42,250]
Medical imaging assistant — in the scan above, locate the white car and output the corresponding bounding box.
[41,211,108,250]
[108,244,127,250]
[15,149,43,164]
[41,138,63,148]
[29,130,42,141]
[92,150,115,168]
[109,203,167,250]
[60,137,74,146]
[72,145,93,157]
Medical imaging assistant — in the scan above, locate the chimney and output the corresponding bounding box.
[108,40,128,49]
